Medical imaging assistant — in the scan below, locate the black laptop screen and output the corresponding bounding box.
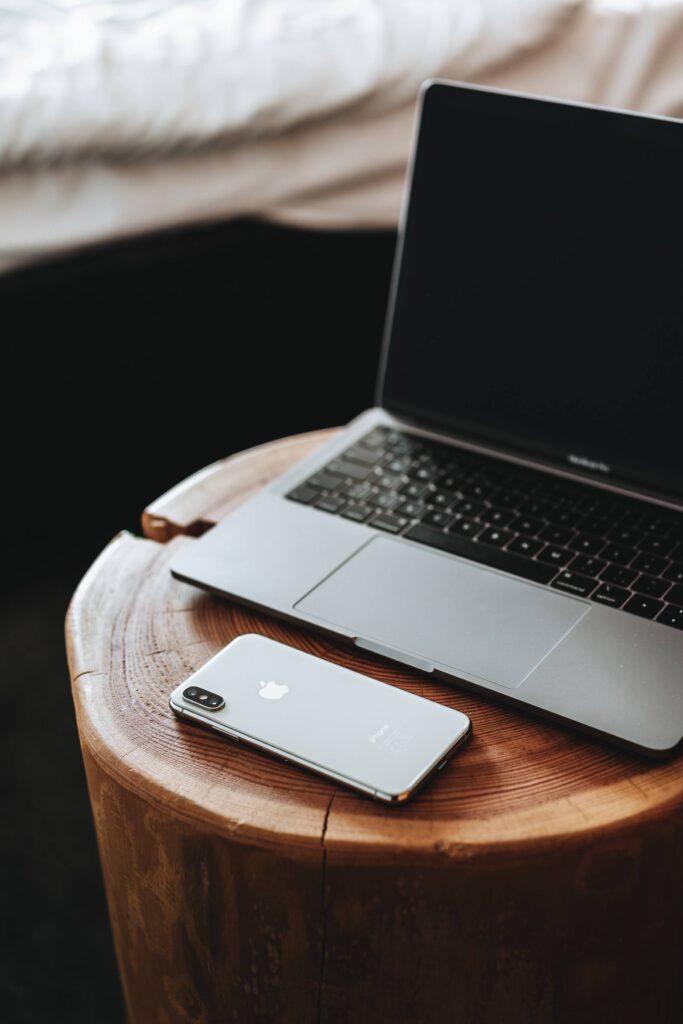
[380,83,683,499]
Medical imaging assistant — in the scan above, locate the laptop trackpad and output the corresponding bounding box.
[294,536,590,689]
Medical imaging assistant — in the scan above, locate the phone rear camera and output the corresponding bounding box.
[183,686,225,711]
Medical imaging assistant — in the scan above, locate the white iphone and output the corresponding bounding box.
[169,633,471,803]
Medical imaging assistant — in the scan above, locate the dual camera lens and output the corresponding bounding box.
[183,686,224,711]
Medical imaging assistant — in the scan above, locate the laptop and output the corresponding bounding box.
[171,80,683,757]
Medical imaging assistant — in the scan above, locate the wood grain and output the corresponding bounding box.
[66,432,683,1023]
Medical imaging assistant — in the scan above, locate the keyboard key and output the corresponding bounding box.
[370,512,409,534]
[657,605,683,630]
[358,428,386,448]
[344,445,384,466]
[518,498,552,518]
[632,575,670,599]
[590,488,620,507]
[665,583,683,607]
[510,514,544,536]
[478,527,513,548]
[461,481,491,501]
[455,499,485,519]
[287,485,318,505]
[422,509,454,529]
[412,465,439,483]
[375,471,402,491]
[569,534,605,556]
[600,565,637,587]
[395,499,427,519]
[431,489,457,509]
[623,594,665,620]
[578,514,611,537]
[632,552,668,576]
[367,491,399,511]
[640,512,677,534]
[611,504,644,526]
[315,494,346,514]
[485,507,515,527]
[600,544,636,566]
[538,546,572,567]
[309,471,344,491]
[639,536,676,557]
[404,524,556,584]
[386,431,417,454]
[399,481,428,499]
[663,562,683,585]
[607,526,643,546]
[487,489,520,509]
[539,525,575,546]
[347,481,372,500]
[341,503,373,523]
[568,554,606,577]
[555,483,585,504]
[436,470,468,491]
[448,516,480,537]
[327,459,372,481]
[591,583,629,609]
[507,536,543,558]
[551,571,598,598]
[374,466,401,485]
[545,506,581,528]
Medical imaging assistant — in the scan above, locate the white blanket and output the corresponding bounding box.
[2,0,683,273]
[0,0,577,168]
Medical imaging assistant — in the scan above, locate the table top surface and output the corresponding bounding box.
[66,429,683,862]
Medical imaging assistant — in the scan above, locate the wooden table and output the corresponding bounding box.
[67,430,683,1024]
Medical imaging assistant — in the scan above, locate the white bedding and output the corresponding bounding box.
[0,0,574,167]
[1,0,682,272]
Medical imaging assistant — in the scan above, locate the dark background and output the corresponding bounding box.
[1,217,396,1022]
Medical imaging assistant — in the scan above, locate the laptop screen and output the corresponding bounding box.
[380,82,683,500]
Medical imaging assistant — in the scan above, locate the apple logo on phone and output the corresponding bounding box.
[259,679,289,700]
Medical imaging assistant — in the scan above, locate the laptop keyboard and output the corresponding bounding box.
[286,426,683,632]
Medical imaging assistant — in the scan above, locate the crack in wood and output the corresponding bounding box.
[317,793,335,1024]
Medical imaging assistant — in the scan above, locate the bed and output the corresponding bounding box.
[1,0,682,274]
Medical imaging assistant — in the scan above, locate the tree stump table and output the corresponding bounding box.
[66,429,683,1024]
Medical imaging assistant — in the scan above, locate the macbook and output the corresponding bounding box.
[171,81,683,756]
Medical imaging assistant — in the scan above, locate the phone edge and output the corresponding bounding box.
[170,696,471,804]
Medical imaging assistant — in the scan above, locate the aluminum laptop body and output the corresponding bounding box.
[172,81,683,756]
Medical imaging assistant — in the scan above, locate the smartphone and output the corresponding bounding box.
[169,633,471,803]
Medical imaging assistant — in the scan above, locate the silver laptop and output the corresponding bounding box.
[172,81,683,757]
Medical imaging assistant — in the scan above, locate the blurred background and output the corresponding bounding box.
[2,1,683,1020]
